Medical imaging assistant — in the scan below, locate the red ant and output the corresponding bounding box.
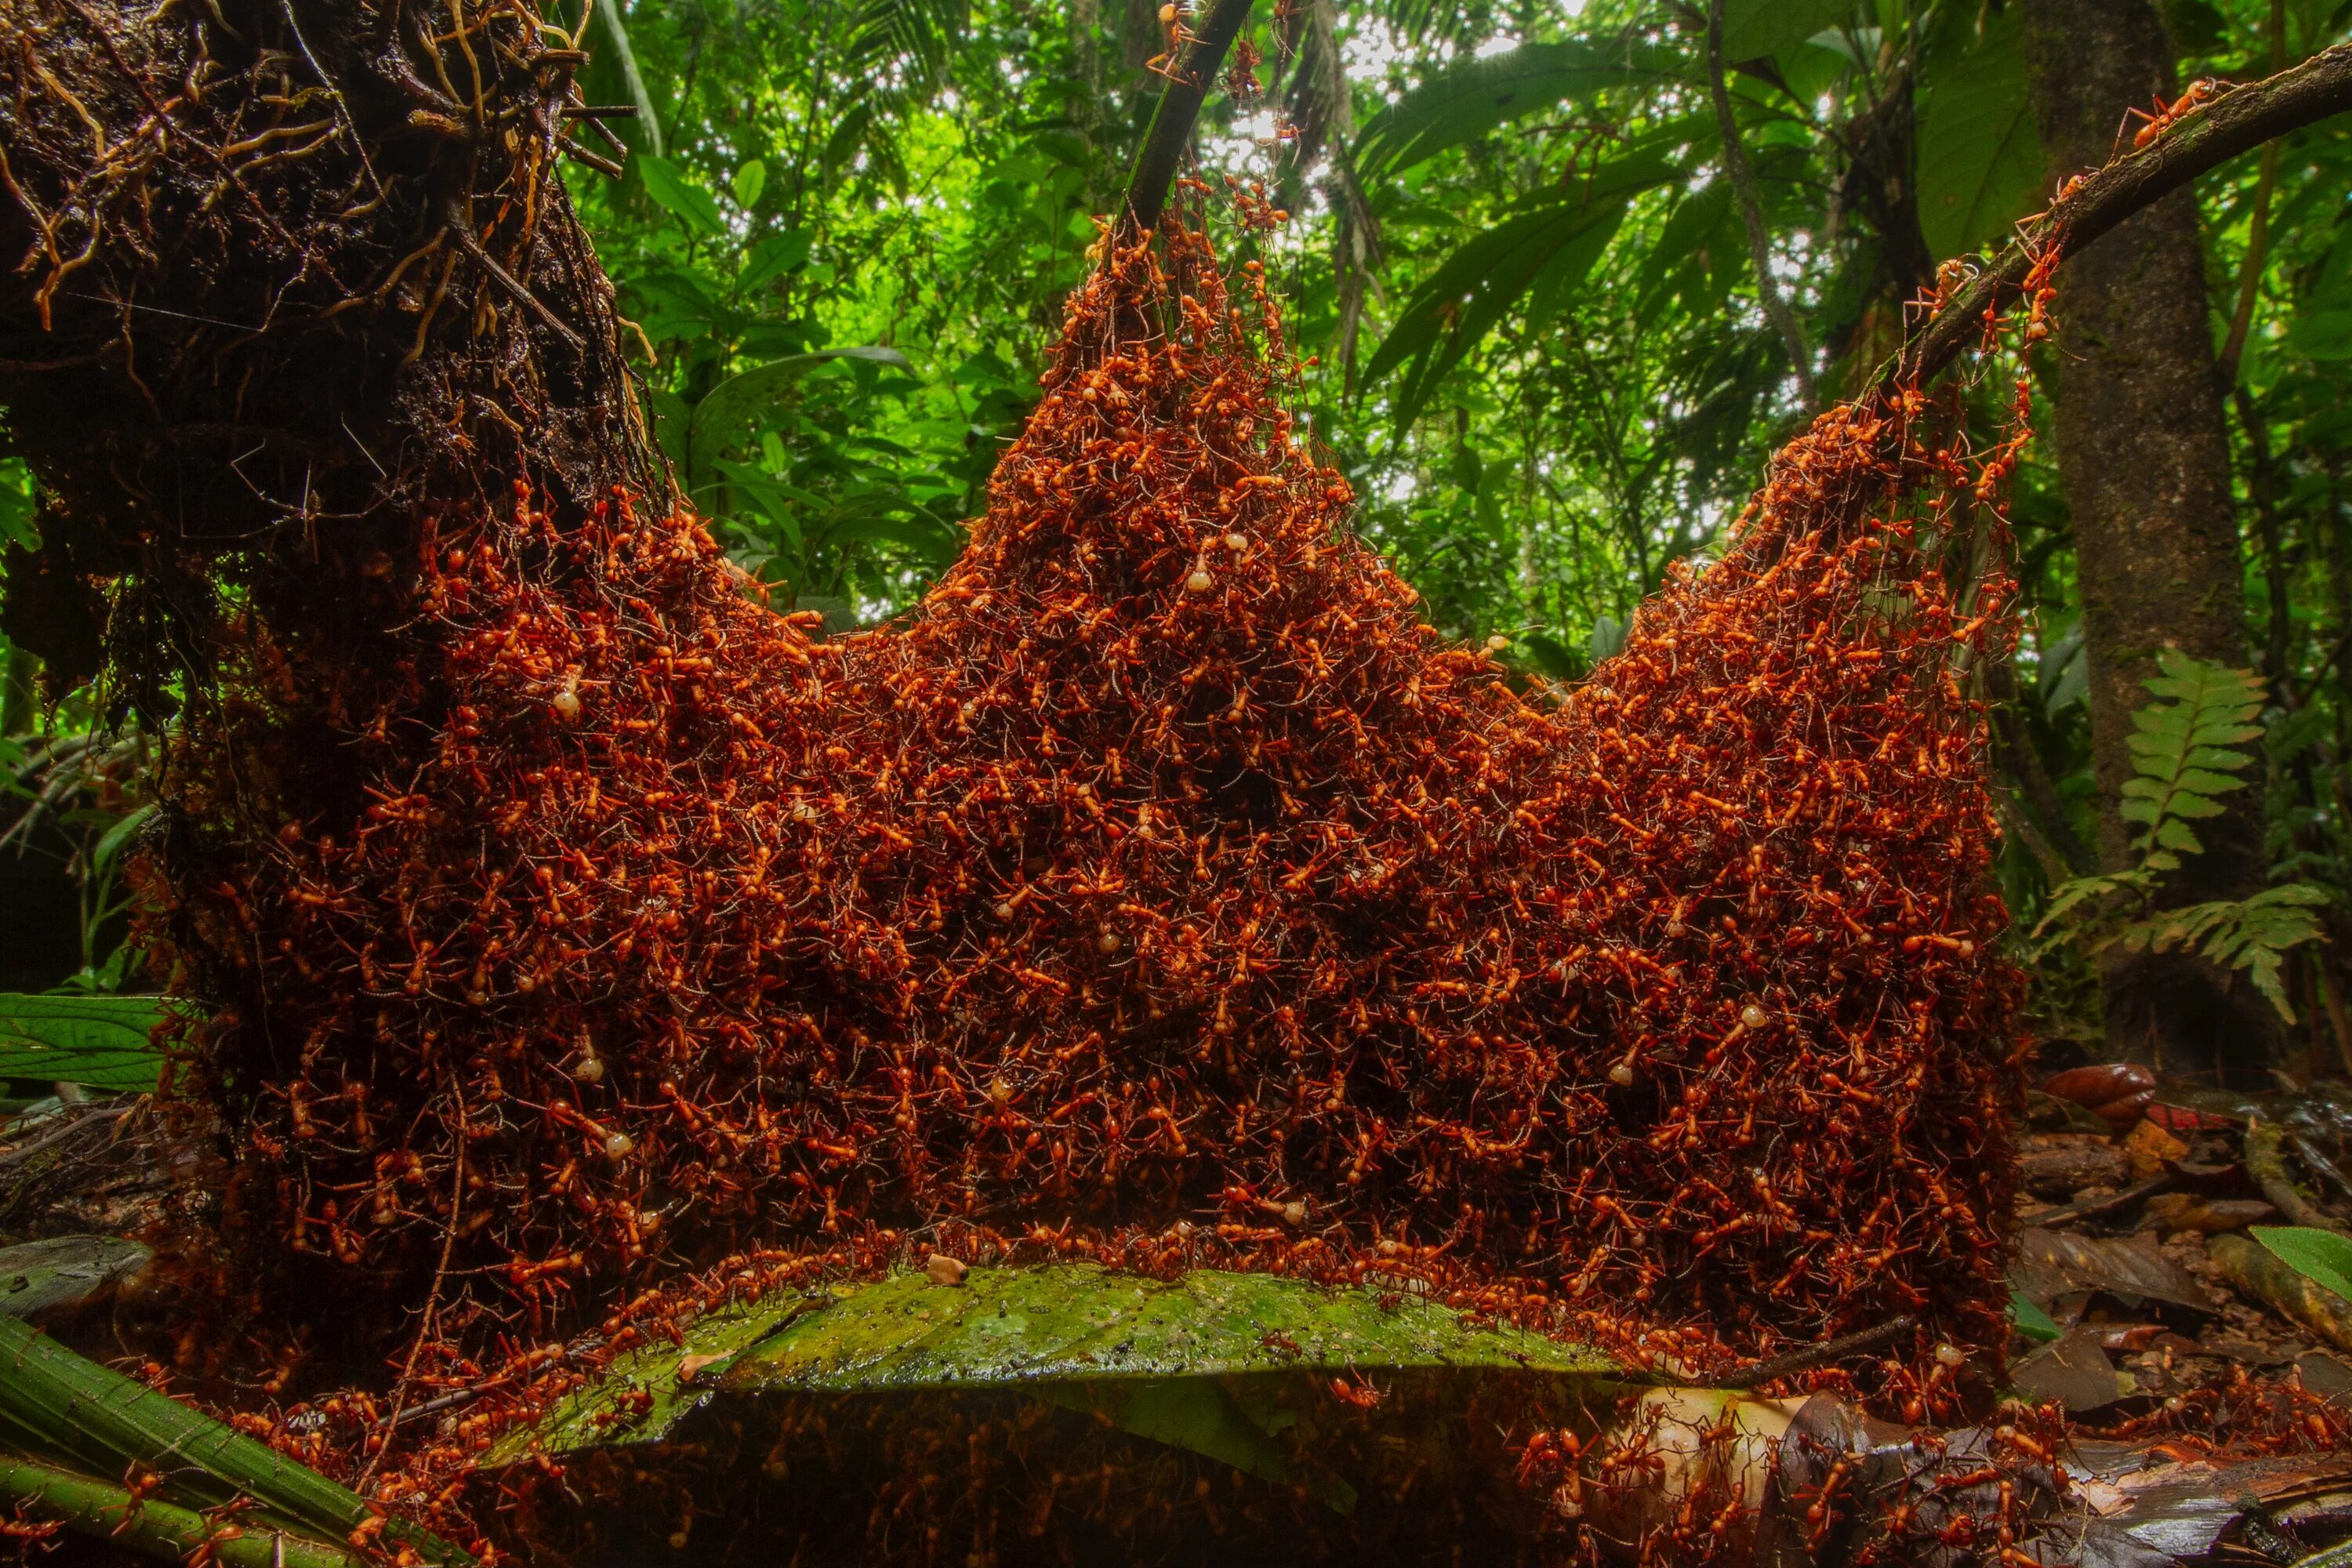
[2118,78,2228,155]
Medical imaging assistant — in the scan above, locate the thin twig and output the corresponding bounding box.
[0,1102,133,1172]
[2023,1172,2175,1231]
[446,220,586,350]
[1717,1314,1918,1388]
[556,137,624,180]
[275,0,383,201]
[2248,1117,2347,1234]
[1705,0,1813,407]
[2217,0,2288,388]
[358,1082,468,1488]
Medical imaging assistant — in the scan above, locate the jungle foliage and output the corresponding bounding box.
[5,0,2352,1066]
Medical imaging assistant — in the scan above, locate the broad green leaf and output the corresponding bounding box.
[1355,40,1680,176]
[732,158,768,209]
[1365,158,1669,426]
[687,348,914,481]
[2009,1289,2062,1344]
[1516,632,1578,677]
[497,1263,1620,1486]
[2252,1226,2352,1303]
[2287,309,2352,361]
[1072,1377,1348,1509]
[0,470,35,551]
[0,1313,467,1563]
[737,229,810,293]
[1720,0,1851,60]
[2042,648,2088,714]
[1590,614,1628,663]
[0,993,167,1093]
[636,154,727,237]
[1915,10,2042,260]
[1639,181,1733,300]
[590,0,662,157]
[89,803,154,873]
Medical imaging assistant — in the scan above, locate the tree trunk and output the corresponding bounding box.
[2020,0,2277,1082]
[0,0,662,1353]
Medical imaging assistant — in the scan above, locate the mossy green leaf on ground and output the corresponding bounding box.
[499,1263,1621,1504]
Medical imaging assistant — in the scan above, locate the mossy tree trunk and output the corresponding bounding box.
[2020,0,2279,1083]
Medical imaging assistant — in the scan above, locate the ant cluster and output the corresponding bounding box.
[154,195,2032,1536]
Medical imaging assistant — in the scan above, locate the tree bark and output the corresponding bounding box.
[2020,0,2277,1082]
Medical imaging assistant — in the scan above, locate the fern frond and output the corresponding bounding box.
[2118,651,2267,860]
[2129,882,2330,1023]
[2032,870,2151,938]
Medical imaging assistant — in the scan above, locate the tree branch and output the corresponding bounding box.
[1706,0,1813,407]
[1886,42,2352,397]
[1120,0,1256,237]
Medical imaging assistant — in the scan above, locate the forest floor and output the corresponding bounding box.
[5,1070,2352,1566]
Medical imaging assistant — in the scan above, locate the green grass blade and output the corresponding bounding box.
[0,1316,468,1564]
[0,1450,361,1568]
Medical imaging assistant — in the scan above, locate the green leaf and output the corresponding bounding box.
[0,993,167,1093]
[1589,614,1628,663]
[1354,40,1680,176]
[0,1313,468,1563]
[1516,632,1578,677]
[2114,653,2271,862]
[2245,947,2294,1021]
[1915,10,2042,260]
[1365,164,1663,426]
[2288,308,2352,361]
[731,158,768,209]
[2251,1226,2352,1304]
[89,803,154,873]
[0,469,36,551]
[0,1454,362,1568]
[686,348,914,481]
[636,154,727,237]
[1719,0,1851,60]
[2131,704,2194,736]
[2009,1289,2063,1344]
[2172,768,2252,800]
[496,1263,1619,1490]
